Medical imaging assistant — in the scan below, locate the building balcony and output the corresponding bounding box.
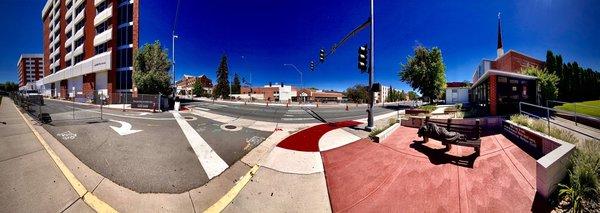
[37,51,112,85]
[64,34,74,47]
[93,28,112,46]
[73,44,84,56]
[94,0,106,6]
[94,5,113,26]
[74,0,85,10]
[74,8,85,25]
[65,52,73,61]
[73,27,84,41]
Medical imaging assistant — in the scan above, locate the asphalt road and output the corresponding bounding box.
[39,99,271,193]
[182,100,411,123]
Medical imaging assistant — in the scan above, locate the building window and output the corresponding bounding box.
[76,1,86,15]
[66,30,72,39]
[74,53,84,64]
[117,25,133,46]
[95,19,111,35]
[118,3,133,25]
[75,19,85,32]
[116,70,132,90]
[66,1,72,10]
[94,42,109,55]
[66,15,72,25]
[66,45,72,53]
[65,59,72,67]
[96,1,108,14]
[75,36,85,48]
[117,48,132,68]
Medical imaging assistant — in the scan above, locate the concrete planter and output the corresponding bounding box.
[372,123,401,143]
[503,120,576,198]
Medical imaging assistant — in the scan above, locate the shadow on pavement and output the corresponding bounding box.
[409,140,477,168]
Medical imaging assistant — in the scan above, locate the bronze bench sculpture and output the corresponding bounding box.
[417,116,481,154]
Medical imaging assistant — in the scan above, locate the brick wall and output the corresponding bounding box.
[491,51,544,73]
[83,73,96,94]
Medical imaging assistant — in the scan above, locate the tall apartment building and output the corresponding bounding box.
[17,54,44,89]
[38,0,139,98]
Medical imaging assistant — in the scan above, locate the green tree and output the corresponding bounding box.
[399,90,407,101]
[212,55,230,99]
[232,73,241,94]
[408,91,418,100]
[523,67,559,105]
[192,80,204,97]
[399,45,446,103]
[133,41,172,95]
[345,84,369,103]
[1,81,19,92]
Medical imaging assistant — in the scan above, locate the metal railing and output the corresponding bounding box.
[547,100,600,126]
[519,101,599,140]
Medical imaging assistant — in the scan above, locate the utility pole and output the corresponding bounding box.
[172,32,178,98]
[284,64,303,102]
[366,0,375,130]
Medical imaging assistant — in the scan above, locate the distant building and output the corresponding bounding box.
[445,82,469,104]
[176,74,212,96]
[238,83,296,102]
[236,84,342,103]
[17,54,44,90]
[374,85,404,103]
[470,14,542,115]
[37,0,139,98]
[296,89,343,103]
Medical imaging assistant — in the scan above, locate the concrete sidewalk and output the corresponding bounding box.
[0,97,94,212]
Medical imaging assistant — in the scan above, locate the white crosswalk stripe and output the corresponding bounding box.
[171,111,228,179]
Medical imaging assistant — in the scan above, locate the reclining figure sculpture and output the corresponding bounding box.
[417,123,466,143]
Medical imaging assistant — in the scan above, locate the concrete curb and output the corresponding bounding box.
[13,100,117,213]
[373,123,401,143]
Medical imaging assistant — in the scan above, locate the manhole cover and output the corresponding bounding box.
[220,124,242,131]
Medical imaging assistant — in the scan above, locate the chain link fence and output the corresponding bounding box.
[10,90,168,125]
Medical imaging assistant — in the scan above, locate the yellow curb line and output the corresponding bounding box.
[204,165,260,213]
[13,103,118,213]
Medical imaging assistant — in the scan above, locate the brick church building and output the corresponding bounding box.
[470,14,544,115]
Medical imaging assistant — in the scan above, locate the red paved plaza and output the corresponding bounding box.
[322,126,538,212]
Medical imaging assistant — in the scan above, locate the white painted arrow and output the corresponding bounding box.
[109,119,143,136]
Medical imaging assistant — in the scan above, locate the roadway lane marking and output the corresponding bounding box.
[109,120,143,136]
[13,101,117,212]
[194,107,211,111]
[171,111,229,179]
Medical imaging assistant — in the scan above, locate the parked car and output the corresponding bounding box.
[20,89,44,105]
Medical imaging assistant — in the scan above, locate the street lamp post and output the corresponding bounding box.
[366,0,375,131]
[172,32,178,98]
[283,64,303,103]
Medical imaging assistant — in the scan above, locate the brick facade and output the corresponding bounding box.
[491,51,544,73]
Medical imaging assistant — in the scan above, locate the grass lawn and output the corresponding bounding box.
[554,100,600,117]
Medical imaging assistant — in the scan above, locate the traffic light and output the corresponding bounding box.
[358,44,368,72]
[309,61,315,71]
[319,49,326,63]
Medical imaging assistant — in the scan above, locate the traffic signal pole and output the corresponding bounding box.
[366,0,375,130]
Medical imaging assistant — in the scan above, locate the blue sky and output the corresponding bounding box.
[1,0,599,92]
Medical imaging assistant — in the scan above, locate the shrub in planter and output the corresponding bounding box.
[559,140,600,212]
